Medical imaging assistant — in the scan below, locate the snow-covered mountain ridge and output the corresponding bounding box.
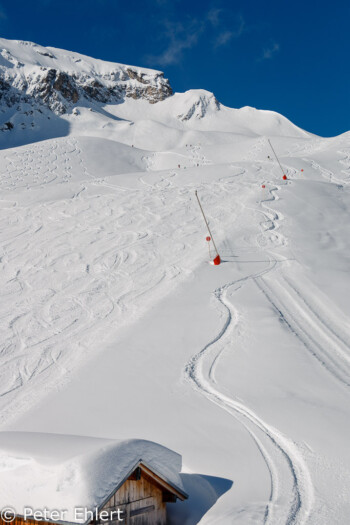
[0,37,309,150]
[0,38,172,117]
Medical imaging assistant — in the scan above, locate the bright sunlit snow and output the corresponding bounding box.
[1,38,350,525]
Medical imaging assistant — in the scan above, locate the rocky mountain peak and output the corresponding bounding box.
[0,38,173,119]
[176,90,220,121]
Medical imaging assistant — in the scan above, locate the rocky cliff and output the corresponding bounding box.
[0,38,173,119]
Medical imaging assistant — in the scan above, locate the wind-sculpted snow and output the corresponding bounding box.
[0,63,350,524]
[0,135,253,423]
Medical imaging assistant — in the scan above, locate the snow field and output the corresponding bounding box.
[0,97,350,524]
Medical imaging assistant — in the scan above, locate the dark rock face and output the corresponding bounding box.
[125,81,172,104]
[0,64,173,116]
[124,68,173,103]
[177,93,220,121]
[30,69,80,113]
[0,78,11,98]
[126,68,148,84]
[53,71,79,103]
[81,79,118,104]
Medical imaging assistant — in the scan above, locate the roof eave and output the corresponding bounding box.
[14,459,188,525]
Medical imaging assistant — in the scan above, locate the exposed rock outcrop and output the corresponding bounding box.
[176,91,221,121]
[0,38,173,117]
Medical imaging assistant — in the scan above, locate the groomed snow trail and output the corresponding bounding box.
[184,173,314,524]
[255,273,350,389]
[185,150,350,525]
[257,162,350,389]
[184,149,350,522]
[184,263,314,525]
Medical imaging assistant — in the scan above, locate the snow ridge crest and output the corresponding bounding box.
[0,38,173,116]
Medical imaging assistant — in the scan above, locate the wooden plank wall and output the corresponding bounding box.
[0,471,169,525]
[0,519,53,525]
[102,472,167,525]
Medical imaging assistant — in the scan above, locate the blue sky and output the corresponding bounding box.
[1,0,349,136]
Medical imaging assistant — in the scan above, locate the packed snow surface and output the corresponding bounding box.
[1,37,350,525]
[0,432,184,523]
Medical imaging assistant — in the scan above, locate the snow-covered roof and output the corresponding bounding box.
[0,432,187,524]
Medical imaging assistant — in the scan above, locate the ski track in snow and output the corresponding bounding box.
[0,139,78,190]
[255,273,350,389]
[184,268,316,524]
[256,164,350,391]
[186,143,212,167]
[0,138,246,424]
[184,166,316,524]
[184,138,350,522]
[1,132,350,523]
[185,277,315,525]
[185,153,350,523]
[338,147,350,182]
[309,157,350,187]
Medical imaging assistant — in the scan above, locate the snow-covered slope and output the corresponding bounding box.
[1,38,308,150]
[1,37,350,525]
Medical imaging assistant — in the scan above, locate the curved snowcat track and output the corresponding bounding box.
[184,262,314,525]
[257,160,350,388]
[184,157,316,524]
[255,273,350,389]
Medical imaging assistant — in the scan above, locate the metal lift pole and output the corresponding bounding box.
[195,190,219,257]
[268,138,285,177]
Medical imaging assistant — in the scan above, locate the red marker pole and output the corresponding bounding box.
[268,139,287,179]
[195,191,221,265]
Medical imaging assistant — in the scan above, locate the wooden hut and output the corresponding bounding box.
[0,432,188,525]
[94,460,187,524]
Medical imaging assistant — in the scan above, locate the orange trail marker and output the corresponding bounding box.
[195,190,221,266]
[206,236,212,258]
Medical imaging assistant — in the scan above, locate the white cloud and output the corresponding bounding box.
[262,42,280,60]
[147,9,246,66]
[215,30,234,47]
[207,8,222,27]
[147,18,205,66]
[0,3,7,20]
[214,14,245,47]
[233,14,245,38]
